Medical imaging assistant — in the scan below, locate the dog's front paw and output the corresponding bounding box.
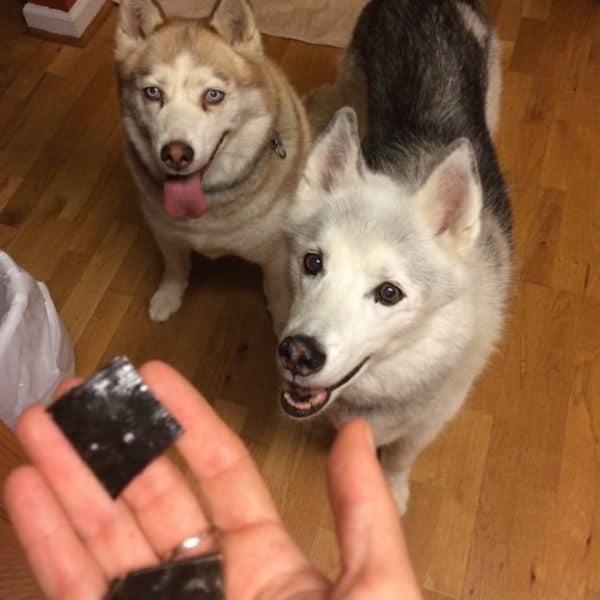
[149,286,183,322]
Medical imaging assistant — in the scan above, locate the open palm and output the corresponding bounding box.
[4,361,421,599]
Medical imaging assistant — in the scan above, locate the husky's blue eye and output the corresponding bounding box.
[143,86,163,102]
[303,252,323,276]
[203,89,225,106]
[375,282,404,306]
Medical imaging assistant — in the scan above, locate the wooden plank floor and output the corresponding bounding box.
[1,1,599,598]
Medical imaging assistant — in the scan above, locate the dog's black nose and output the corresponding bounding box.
[278,335,326,376]
[161,141,194,170]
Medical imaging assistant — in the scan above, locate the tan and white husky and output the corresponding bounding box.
[115,0,310,330]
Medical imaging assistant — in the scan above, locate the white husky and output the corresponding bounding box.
[277,0,512,513]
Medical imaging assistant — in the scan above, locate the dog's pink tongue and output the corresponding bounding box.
[163,175,207,219]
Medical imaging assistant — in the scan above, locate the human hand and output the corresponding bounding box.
[4,361,422,599]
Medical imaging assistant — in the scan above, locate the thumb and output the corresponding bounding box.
[327,419,422,598]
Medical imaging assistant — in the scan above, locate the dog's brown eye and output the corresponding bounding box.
[203,89,225,106]
[375,282,404,306]
[304,252,323,276]
[143,86,163,102]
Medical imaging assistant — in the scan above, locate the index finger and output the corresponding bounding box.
[139,361,281,532]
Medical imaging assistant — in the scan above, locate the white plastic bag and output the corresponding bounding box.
[0,252,75,428]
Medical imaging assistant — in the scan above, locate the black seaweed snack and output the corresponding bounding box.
[47,357,183,498]
[105,554,224,600]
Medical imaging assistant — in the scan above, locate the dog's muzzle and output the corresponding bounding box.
[280,356,369,418]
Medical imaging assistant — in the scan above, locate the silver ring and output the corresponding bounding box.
[164,526,219,562]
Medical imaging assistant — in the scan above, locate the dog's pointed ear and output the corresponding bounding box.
[302,107,365,193]
[210,0,263,55]
[417,138,483,254]
[116,0,166,56]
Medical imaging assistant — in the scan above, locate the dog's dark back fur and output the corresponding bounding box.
[351,0,512,234]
